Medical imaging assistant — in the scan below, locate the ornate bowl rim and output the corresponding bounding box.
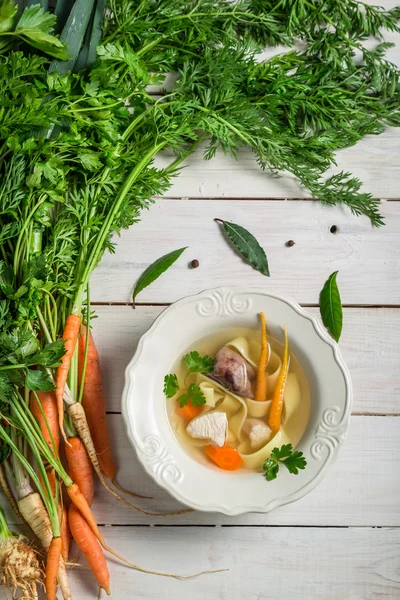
[121,287,352,515]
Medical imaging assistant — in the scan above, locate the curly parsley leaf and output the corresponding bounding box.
[183,351,215,374]
[263,444,307,481]
[163,374,179,398]
[177,384,206,408]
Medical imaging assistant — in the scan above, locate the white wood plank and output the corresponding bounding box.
[155,128,400,200]
[151,19,400,200]
[90,199,400,305]
[3,416,396,527]
[69,415,400,527]
[67,527,400,599]
[90,305,400,415]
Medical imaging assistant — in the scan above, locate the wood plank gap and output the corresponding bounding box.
[91,301,400,309]
[106,411,400,417]
[153,196,400,203]
[96,524,399,529]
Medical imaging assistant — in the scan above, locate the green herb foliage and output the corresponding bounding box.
[319,271,343,342]
[163,374,179,399]
[0,1,68,58]
[0,0,399,422]
[132,247,187,303]
[215,219,270,276]
[183,351,215,374]
[177,384,206,408]
[263,444,307,481]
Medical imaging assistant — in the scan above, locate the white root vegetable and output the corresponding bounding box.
[18,492,72,600]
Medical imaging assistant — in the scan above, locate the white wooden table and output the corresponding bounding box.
[61,131,400,597]
[10,15,400,598]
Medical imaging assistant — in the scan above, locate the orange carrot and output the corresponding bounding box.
[45,536,62,600]
[204,445,243,471]
[60,506,70,562]
[65,436,94,506]
[176,400,203,422]
[268,326,290,432]
[78,326,150,499]
[66,483,103,542]
[78,326,115,480]
[69,504,110,595]
[255,312,268,401]
[29,391,60,497]
[56,314,81,443]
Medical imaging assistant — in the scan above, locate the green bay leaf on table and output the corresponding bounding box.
[319,271,343,342]
[132,247,187,303]
[215,219,269,276]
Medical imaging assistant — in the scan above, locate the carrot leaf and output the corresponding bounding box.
[319,271,343,343]
[132,247,187,304]
[215,219,270,276]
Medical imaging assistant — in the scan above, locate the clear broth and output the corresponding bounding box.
[167,327,311,471]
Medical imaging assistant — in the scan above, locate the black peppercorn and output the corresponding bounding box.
[330,225,339,234]
[190,259,200,268]
[286,240,295,247]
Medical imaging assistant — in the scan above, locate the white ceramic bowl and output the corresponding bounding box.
[122,288,352,515]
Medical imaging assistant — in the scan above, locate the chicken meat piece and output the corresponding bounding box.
[210,346,255,398]
[187,411,228,448]
[243,418,272,449]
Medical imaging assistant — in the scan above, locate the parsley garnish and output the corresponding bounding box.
[177,383,206,408]
[183,351,215,374]
[263,444,307,481]
[163,374,179,398]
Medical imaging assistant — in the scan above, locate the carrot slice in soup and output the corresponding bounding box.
[205,445,243,471]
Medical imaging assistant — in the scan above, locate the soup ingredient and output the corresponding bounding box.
[132,248,187,304]
[211,346,255,398]
[187,412,228,448]
[0,506,41,600]
[29,391,60,496]
[56,313,81,443]
[0,2,68,58]
[214,219,270,276]
[183,351,215,374]
[286,240,295,247]
[205,445,243,471]
[45,536,62,600]
[255,312,269,402]
[69,505,111,594]
[79,327,115,481]
[268,327,290,432]
[243,419,272,450]
[66,433,110,594]
[60,509,70,562]
[164,374,180,399]
[65,436,94,506]
[176,401,203,422]
[263,444,307,481]
[319,271,343,343]
[190,260,200,269]
[178,384,206,408]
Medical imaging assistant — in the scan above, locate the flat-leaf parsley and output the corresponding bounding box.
[263,444,307,481]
